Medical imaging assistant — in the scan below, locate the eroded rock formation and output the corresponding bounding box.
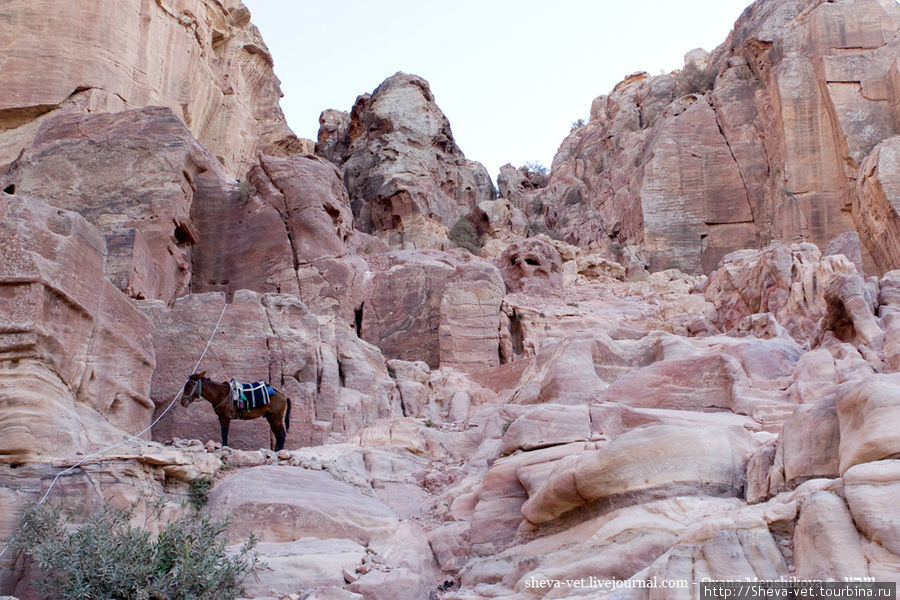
[319,72,496,250]
[503,0,900,276]
[3,0,900,599]
[0,0,301,176]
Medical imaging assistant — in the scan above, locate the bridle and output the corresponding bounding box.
[183,377,202,403]
[182,377,231,411]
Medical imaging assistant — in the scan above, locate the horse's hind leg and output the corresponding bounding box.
[265,412,286,452]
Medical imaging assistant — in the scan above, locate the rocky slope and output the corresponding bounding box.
[2,0,900,599]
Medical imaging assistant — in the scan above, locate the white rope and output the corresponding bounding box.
[0,301,229,560]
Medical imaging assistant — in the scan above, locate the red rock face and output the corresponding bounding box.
[141,290,400,450]
[0,194,155,459]
[0,107,217,303]
[359,250,505,370]
[499,237,565,293]
[0,0,299,176]
[504,0,900,275]
[854,137,900,270]
[321,72,496,250]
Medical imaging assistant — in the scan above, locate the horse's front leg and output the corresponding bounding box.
[218,415,230,448]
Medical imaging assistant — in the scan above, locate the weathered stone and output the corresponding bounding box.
[207,466,398,545]
[470,443,588,549]
[316,109,352,165]
[500,0,900,275]
[640,96,757,273]
[0,0,298,176]
[335,73,495,249]
[141,290,399,449]
[644,514,788,583]
[820,273,884,348]
[500,405,591,455]
[824,231,865,275]
[772,396,841,491]
[1,108,217,303]
[836,373,900,474]
[794,491,868,579]
[237,538,366,598]
[704,244,857,344]
[843,460,900,557]
[360,250,503,370]
[190,173,298,299]
[0,195,155,459]
[521,425,755,525]
[498,237,564,293]
[596,353,750,414]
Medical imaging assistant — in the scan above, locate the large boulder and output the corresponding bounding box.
[770,396,841,491]
[207,465,398,544]
[703,243,857,344]
[836,373,900,474]
[498,237,564,293]
[521,424,756,525]
[793,490,868,579]
[843,460,900,558]
[360,250,504,370]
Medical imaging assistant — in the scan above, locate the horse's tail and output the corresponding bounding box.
[284,397,291,432]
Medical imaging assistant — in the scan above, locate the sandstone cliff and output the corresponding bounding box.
[3,0,900,599]
[0,0,303,177]
[503,0,900,276]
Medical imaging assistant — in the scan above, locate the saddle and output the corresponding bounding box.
[228,379,274,418]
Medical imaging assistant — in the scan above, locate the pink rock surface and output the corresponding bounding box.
[327,73,495,249]
[0,0,298,176]
[501,0,900,275]
[360,250,504,370]
[703,243,857,344]
[0,195,155,458]
[1,107,216,303]
[207,465,398,544]
[141,290,399,449]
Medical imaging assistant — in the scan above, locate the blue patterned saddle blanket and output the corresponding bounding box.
[229,380,275,411]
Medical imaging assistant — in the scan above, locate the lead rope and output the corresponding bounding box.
[0,301,229,560]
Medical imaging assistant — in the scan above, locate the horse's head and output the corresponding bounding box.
[180,371,206,407]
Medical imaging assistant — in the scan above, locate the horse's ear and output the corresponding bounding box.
[196,370,206,378]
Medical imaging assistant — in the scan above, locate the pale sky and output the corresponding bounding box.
[243,0,754,180]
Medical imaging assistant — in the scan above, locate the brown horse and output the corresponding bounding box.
[180,371,291,451]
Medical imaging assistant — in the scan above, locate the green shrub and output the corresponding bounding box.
[449,216,482,254]
[528,220,563,241]
[570,118,586,132]
[564,188,583,206]
[16,501,261,600]
[523,161,549,178]
[188,477,214,510]
[676,61,718,96]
